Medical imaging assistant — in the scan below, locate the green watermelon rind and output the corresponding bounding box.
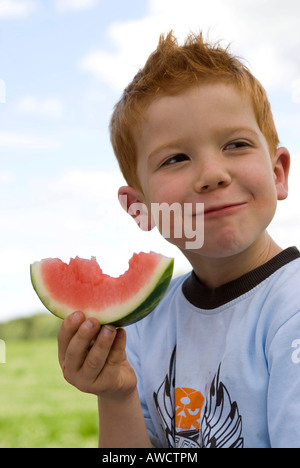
[108,258,174,327]
[30,256,174,327]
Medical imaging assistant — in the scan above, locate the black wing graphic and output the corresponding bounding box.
[200,364,244,448]
[153,345,176,447]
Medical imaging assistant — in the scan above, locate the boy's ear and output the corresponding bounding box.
[273,147,290,201]
[118,186,154,231]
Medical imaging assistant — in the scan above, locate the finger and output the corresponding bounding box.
[57,311,85,367]
[81,325,118,380]
[63,317,101,375]
[106,327,127,366]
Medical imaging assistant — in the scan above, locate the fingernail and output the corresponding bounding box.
[72,311,81,322]
[103,325,115,336]
[85,319,94,330]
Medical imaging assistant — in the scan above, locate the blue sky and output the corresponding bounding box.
[1,0,300,322]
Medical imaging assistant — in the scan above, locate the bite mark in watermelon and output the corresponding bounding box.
[30,252,174,327]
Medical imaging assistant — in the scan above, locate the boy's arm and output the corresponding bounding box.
[98,389,152,448]
[57,311,152,448]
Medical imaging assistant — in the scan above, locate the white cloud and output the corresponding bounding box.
[0,245,34,275]
[244,43,299,92]
[30,169,125,206]
[0,0,36,19]
[55,0,99,13]
[27,169,126,243]
[16,95,63,118]
[0,79,6,103]
[0,131,60,149]
[79,0,300,94]
[292,79,300,104]
[269,153,300,247]
[0,170,14,184]
[79,16,168,92]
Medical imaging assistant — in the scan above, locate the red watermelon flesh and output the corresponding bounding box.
[30,252,174,327]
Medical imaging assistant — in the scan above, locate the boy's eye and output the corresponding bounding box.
[225,140,250,150]
[161,153,190,166]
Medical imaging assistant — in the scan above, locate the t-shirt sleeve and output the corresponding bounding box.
[125,323,162,448]
[266,310,300,448]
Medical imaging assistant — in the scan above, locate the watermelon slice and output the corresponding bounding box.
[30,252,174,327]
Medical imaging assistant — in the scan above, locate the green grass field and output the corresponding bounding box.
[0,338,99,448]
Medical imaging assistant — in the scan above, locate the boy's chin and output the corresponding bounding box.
[177,236,252,260]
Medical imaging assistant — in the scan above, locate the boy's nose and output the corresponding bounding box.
[194,161,232,193]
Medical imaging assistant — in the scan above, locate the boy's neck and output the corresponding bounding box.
[182,232,282,289]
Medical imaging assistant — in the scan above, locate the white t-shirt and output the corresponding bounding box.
[126,247,300,448]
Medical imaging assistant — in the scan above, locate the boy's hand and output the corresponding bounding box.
[57,311,137,400]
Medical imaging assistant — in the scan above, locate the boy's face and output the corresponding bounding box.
[123,83,289,260]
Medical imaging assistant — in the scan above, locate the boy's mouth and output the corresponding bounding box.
[204,202,247,217]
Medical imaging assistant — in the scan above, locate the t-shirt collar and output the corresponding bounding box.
[182,246,300,310]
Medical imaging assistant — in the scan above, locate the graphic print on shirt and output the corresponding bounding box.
[153,346,176,447]
[153,346,244,448]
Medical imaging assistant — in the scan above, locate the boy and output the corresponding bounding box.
[58,32,300,448]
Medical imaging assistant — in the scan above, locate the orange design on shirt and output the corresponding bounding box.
[175,387,204,430]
